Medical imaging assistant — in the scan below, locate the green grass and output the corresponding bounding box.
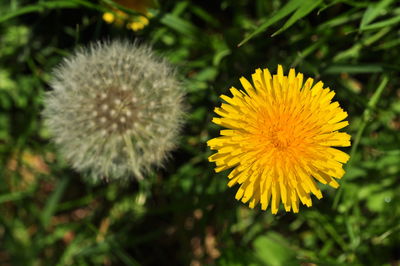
[1,0,400,265]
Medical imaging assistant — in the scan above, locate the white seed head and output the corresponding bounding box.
[42,40,185,182]
[101,129,107,136]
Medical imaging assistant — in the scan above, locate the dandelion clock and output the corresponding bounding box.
[43,40,185,182]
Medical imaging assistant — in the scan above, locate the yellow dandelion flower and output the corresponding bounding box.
[102,12,116,24]
[207,65,351,214]
[127,15,149,31]
[102,0,154,32]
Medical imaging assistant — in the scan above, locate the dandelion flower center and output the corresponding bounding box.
[207,65,351,214]
[269,124,292,148]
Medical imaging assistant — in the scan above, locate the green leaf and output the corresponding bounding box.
[360,15,400,31]
[317,8,363,30]
[56,235,86,266]
[324,64,384,74]
[345,166,367,180]
[41,177,69,228]
[254,232,299,266]
[367,190,393,212]
[272,0,323,37]
[194,67,218,82]
[189,5,220,27]
[238,0,305,47]
[0,190,32,203]
[359,0,393,30]
[0,2,68,24]
[375,37,400,50]
[0,0,101,23]
[160,13,200,37]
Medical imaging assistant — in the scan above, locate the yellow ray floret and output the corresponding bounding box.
[207,65,351,214]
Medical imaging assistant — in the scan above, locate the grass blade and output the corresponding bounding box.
[361,15,400,31]
[160,13,200,37]
[359,0,393,30]
[41,177,69,228]
[0,1,76,23]
[324,64,384,74]
[333,75,389,209]
[238,0,305,47]
[271,0,323,37]
[0,190,33,203]
[0,0,103,24]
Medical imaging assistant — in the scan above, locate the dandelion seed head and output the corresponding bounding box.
[43,40,185,182]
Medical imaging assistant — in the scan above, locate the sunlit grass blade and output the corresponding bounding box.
[360,15,400,31]
[359,0,394,30]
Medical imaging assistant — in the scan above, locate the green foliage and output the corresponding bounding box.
[1,0,400,265]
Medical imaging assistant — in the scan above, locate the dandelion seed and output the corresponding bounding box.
[207,65,351,214]
[43,40,185,182]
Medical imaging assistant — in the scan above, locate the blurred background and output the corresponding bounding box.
[0,0,400,265]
